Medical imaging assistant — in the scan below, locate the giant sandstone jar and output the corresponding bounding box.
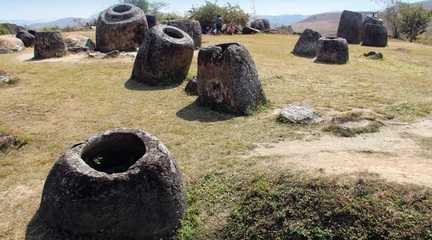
[96,4,149,52]
[337,10,363,44]
[362,16,388,47]
[316,37,349,64]
[165,19,202,49]
[38,129,186,240]
[292,29,322,58]
[34,32,66,59]
[197,43,267,115]
[131,25,194,86]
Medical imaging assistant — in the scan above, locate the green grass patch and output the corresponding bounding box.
[221,173,432,240]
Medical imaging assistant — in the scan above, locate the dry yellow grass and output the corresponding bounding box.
[1,33,432,239]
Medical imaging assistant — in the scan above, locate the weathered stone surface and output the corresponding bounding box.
[16,30,35,47]
[242,26,260,34]
[292,29,322,58]
[197,43,267,115]
[0,36,24,54]
[96,4,149,52]
[337,10,363,44]
[131,25,194,86]
[165,19,202,49]
[34,32,66,59]
[146,15,157,28]
[316,37,349,64]
[278,105,321,124]
[363,16,384,26]
[362,23,388,47]
[38,129,185,240]
[251,19,271,32]
[64,34,96,53]
[185,76,198,96]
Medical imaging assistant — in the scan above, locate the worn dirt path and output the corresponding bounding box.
[252,119,432,187]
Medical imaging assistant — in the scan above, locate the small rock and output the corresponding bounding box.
[278,105,321,124]
[103,50,120,58]
[185,77,198,96]
[0,133,24,152]
[0,75,11,84]
[364,51,383,60]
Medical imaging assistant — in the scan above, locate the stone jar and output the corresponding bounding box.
[165,19,202,49]
[292,29,322,58]
[34,32,66,59]
[316,37,349,64]
[197,43,267,115]
[337,10,363,44]
[131,25,194,86]
[96,4,149,52]
[38,129,186,240]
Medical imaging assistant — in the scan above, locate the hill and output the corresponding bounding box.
[291,12,341,36]
[258,15,306,27]
[28,17,90,29]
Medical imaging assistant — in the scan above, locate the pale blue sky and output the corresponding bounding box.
[0,0,425,20]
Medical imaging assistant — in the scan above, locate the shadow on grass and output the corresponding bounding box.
[124,78,181,91]
[176,101,236,122]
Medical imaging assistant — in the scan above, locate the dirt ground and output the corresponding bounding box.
[252,118,432,187]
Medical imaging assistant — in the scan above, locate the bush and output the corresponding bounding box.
[188,1,249,31]
[0,24,10,35]
[399,3,432,42]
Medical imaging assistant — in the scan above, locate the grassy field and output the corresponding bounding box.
[1,33,432,239]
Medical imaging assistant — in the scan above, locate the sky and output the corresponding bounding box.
[0,0,426,21]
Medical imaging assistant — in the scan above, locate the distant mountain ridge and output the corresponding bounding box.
[257,15,306,27]
[0,17,90,30]
[28,18,90,29]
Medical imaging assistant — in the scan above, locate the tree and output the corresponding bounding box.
[372,0,402,38]
[121,0,167,15]
[382,1,402,38]
[188,1,249,31]
[398,3,431,42]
